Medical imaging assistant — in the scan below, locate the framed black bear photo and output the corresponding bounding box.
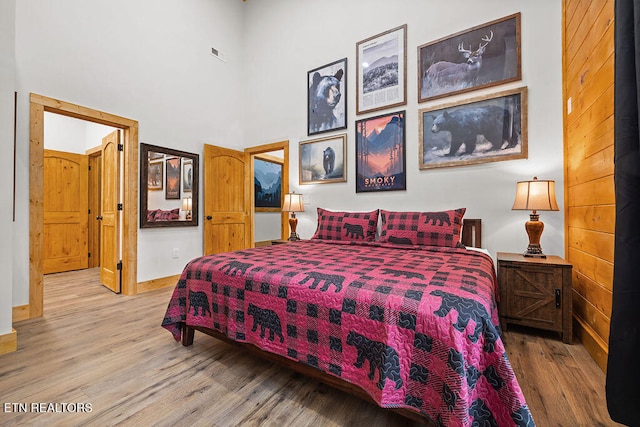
[418,87,528,170]
[307,58,347,136]
[299,133,347,185]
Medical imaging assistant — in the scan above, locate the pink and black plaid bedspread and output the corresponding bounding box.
[162,240,533,426]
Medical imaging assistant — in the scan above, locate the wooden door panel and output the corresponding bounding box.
[100,130,121,293]
[43,150,88,274]
[203,144,251,255]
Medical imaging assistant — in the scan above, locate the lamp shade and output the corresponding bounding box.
[282,192,304,213]
[182,197,192,211]
[512,177,559,212]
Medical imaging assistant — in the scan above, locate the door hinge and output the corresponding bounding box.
[117,261,122,271]
[117,203,123,211]
[88,165,91,171]
[555,289,561,308]
[88,209,91,214]
[88,252,91,258]
[118,143,124,151]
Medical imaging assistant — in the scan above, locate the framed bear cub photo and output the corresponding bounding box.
[307,58,347,136]
[418,86,528,170]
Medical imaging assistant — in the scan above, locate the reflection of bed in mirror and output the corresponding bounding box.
[140,143,199,228]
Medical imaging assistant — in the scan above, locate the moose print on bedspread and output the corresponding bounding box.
[346,330,403,390]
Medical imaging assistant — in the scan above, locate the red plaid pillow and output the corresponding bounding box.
[311,208,379,242]
[379,208,466,247]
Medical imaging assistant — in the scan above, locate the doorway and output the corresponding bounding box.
[245,141,290,243]
[29,93,139,318]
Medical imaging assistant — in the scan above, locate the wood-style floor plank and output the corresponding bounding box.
[0,268,621,426]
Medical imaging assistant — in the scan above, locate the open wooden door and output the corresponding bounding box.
[43,150,88,274]
[100,130,121,292]
[203,144,251,255]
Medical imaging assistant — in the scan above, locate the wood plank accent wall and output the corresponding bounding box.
[563,0,615,371]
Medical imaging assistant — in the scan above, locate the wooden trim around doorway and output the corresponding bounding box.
[29,93,139,319]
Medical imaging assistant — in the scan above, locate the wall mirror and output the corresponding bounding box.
[140,143,199,228]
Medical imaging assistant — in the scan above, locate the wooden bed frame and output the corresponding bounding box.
[181,219,483,425]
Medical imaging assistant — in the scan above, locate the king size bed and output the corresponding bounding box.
[162,208,533,426]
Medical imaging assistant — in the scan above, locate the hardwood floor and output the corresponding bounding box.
[1,269,621,426]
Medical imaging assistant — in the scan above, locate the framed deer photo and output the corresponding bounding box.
[418,13,521,103]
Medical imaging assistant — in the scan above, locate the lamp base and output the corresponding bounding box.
[523,244,546,258]
[288,213,300,241]
[523,213,547,258]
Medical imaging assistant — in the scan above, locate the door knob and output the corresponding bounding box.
[206,215,212,220]
[96,215,103,220]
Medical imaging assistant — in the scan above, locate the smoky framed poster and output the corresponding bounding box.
[355,110,406,192]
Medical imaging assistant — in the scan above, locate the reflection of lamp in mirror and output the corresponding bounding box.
[512,177,559,258]
[282,192,304,241]
[182,197,193,220]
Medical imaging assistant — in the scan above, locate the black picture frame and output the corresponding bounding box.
[308,58,347,136]
[355,110,406,192]
[419,87,528,169]
[418,13,521,103]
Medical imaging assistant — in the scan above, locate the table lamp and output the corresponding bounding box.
[282,192,304,241]
[512,177,559,258]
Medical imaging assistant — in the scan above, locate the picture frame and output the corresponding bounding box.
[182,159,193,193]
[308,58,347,136]
[148,159,163,191]
[165,157,181,200]
[299,133,347,185]
[356,24,407,115]
[419,87,528,170]
[254,156,283,211]
[418,13,521,103]
[355,110,406,193]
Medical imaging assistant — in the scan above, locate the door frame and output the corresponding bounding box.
[245,140,290,241]
[29,93,139,317]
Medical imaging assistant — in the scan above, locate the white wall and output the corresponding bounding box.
[12,0,246,307]
[242,0,564,260]
[44,112,118,153]
[8,1,563,314]
[0,0,16,335]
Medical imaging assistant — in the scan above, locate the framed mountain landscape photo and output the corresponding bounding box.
[356,25,407,115]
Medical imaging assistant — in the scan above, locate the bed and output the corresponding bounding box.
[162,208,533,426]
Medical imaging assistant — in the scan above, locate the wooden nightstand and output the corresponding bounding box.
[497,252,573,344]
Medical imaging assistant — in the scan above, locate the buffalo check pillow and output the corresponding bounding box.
[379,208,466,247]
[312,208,379,242]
